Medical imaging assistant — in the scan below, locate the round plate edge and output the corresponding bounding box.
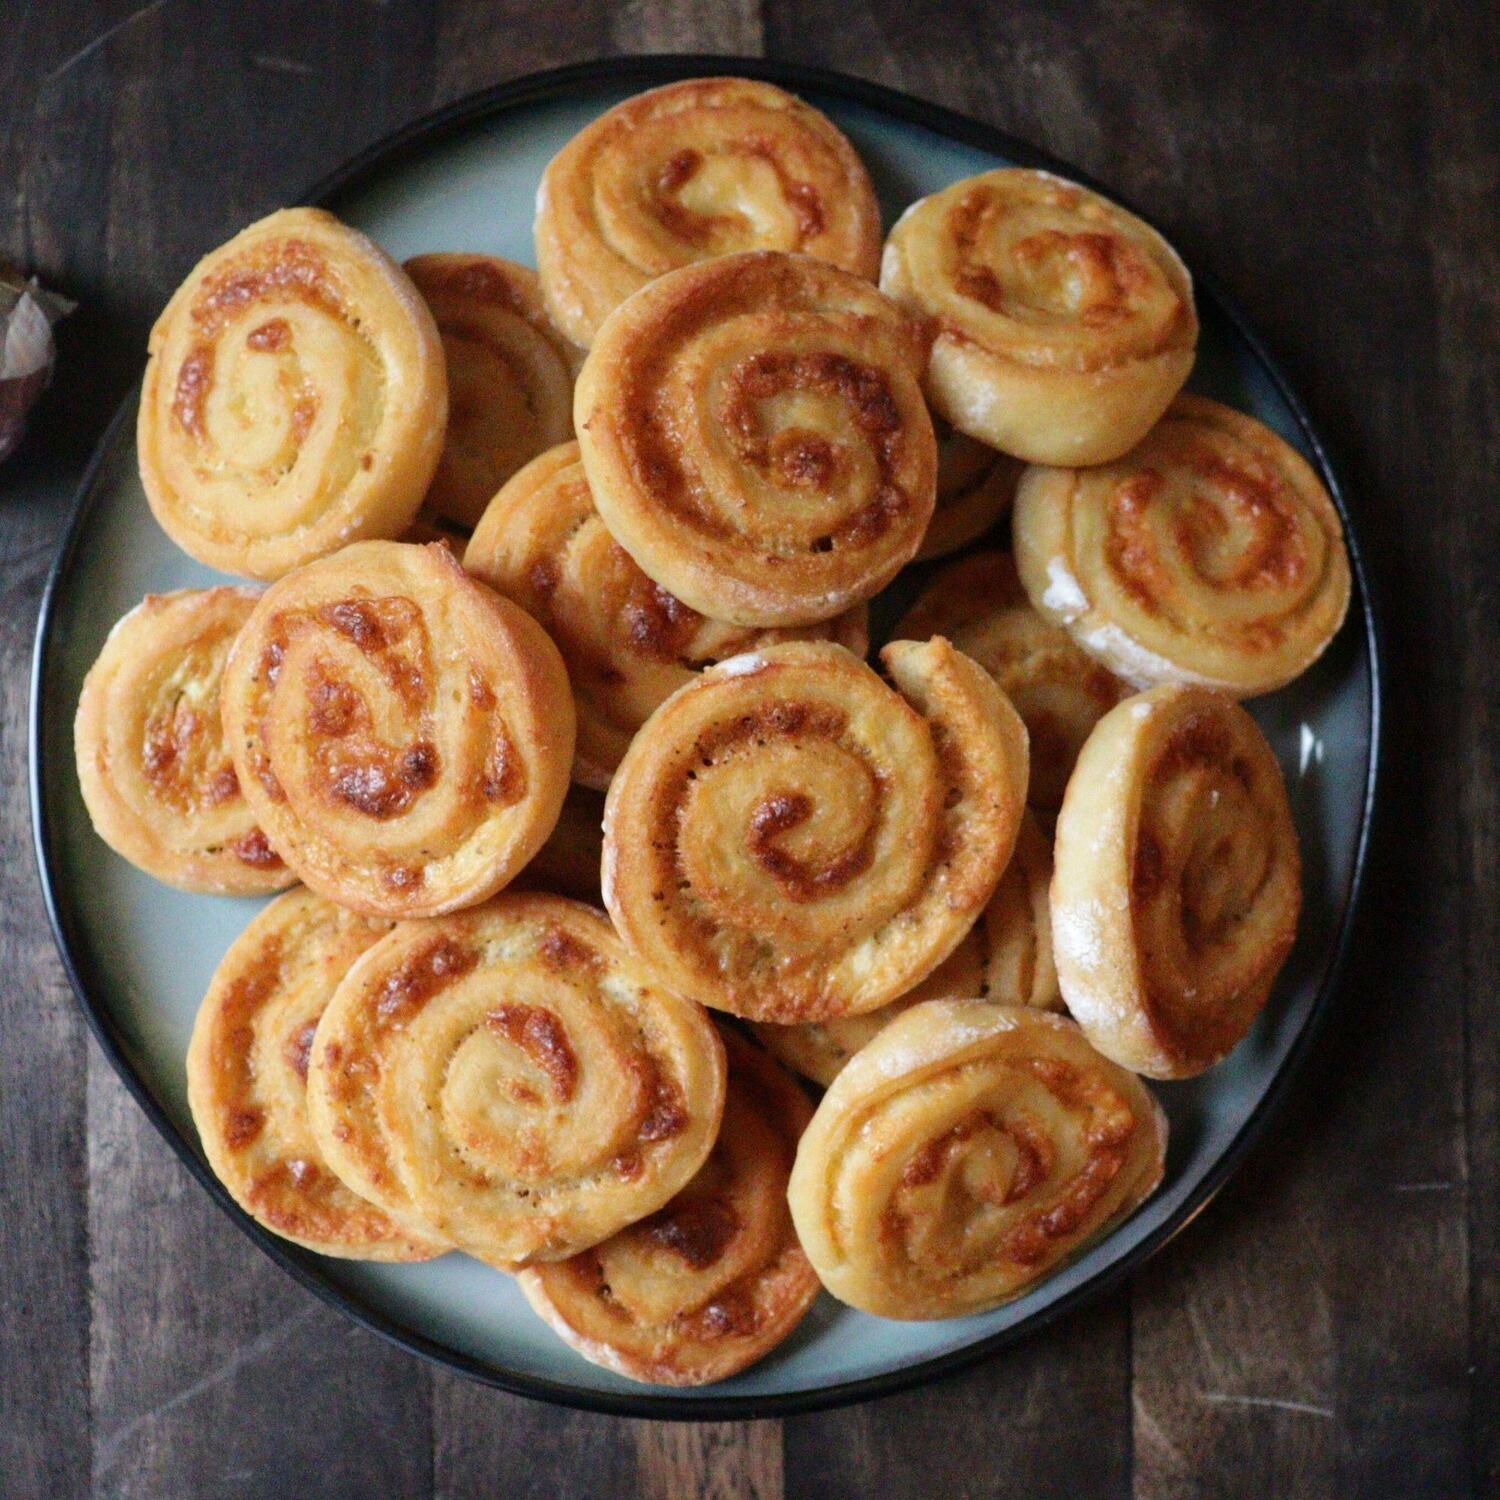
[27,53,1387,1422]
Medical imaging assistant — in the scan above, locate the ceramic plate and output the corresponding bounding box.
[30,57,1383,1418]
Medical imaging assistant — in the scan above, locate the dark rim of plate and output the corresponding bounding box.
[29,54,1386,1421]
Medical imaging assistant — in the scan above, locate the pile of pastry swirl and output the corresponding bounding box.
[76,78,1359,1385]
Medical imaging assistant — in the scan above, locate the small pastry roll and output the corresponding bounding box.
[405,254,582,529]
[917,423,1022,561]
[896,551,1129,818]
[576,250,936,628]
[753,811,1059,1086]
[518,1030,818,1385]
[305,894,726,1268]
[186,888,443,1260]
[1053,684,1301,1078]
[465,442,869,788]
[535,77,882,347]
[602,638,1029,1023]
[516,783,605,903]
[74,588,294,895]
[138,207,446,579]
[787,1000,1167,1319]
[1013,396,1352,696]
[220,540,574,918]
[881,168,1196,465]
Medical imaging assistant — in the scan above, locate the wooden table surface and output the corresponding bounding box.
[2,3,1494,1496]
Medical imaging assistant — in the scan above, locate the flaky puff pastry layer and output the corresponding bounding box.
[305,894,726,1269]
[465,441,867,789]
[788,1001,1166,1319]
[575,250,936,628]
[896,551,1129,819]
[519,1030,818,1386]
[917,422,1022,561]
[881,169,1196,466]
[753,811,1060,1086]
[187,888,444,1260]
[535,77,882,347]
[75,587,294,894]
[220,541,574,918]
[602,638,1028,1024]
[1052,684,1301,1079]
[1014,396,1352,697]
[405,254,582,529]
[138,207,446,579]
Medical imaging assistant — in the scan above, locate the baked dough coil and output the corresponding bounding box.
[881,168,1196,465]
[187,888,443,1260]
[1052,683,1301,1078]
[536,77,882,347]
[221,540,574,918]
[1014,395,1351,696]
[602,638,1028,1024]
[138,207,446,579]
[465,441,867,788]
[74,587,295,894]
[519,1030,818,1385]
[753,811,1059,1086]
[405,254,581,529]
[576,250,936,627]
[897,551,1129,818]
[788,1000,1166,1318]
[306,894,726,1268]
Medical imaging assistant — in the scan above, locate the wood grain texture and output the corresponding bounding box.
[0,3,1495,1497]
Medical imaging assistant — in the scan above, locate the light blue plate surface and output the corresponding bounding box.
[32,63,1378,1415]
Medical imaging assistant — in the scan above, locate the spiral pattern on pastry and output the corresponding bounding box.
[186,888,443,1259]
[896,551,1129,818]
[917,423,1022,561]
[305,894,726,1268]
[535,77,882,347]
[881,168,1196,465]
[576,250,936,627]
[220,540,575,917]
[519,1030,818,1385]
[405,254,581,528]
[1052,683,1301,1078]
[465,442,869,787]
[787,1000,1167,1318]
[602,638,1029,1023]
[138,207,446,579]
[1014,396,1352,696]
[74,588,294,894]
[753,811,1059,1085]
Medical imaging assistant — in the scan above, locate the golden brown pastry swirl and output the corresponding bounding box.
[465,441,867,788]
[602,638,1029,1023]
[74,587,294,894]
[405,254,581,529]
[576,250,936,627]
[220,540,574,917]
[519,1031,818,1385]
[536,77,882,347]
[753,810,1059,1085]
[305,894,726,1267]
[186,888,442,1260]
[1014,396,1352,696]
[787,1000,1166,1318]
[1052,683,1301,1078]
[881,168,1196,465]
[138,207,446,579]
